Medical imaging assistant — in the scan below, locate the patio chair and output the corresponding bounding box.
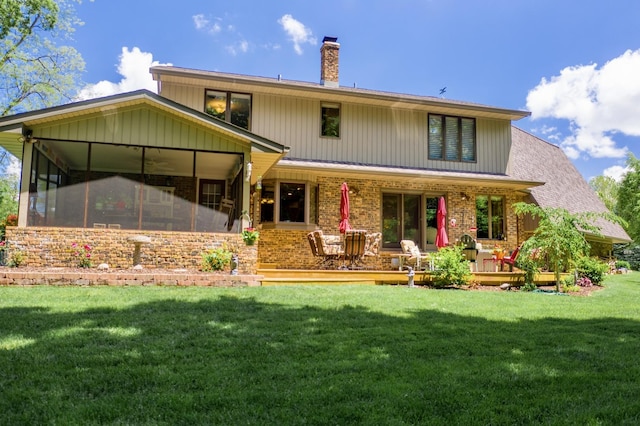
[400,240,433,271]
[313,230,343,268]
[460,233,477,265]
[500,246,521,272]
[342,230,367,269]
[307,232,323,268]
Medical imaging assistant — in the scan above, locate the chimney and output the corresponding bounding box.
[320,36,339,87]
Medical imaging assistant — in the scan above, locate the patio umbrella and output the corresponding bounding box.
[339,182,351,234]
[435,196,449,248]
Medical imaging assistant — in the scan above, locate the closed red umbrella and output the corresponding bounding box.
[435,196,449,248]
[339,182,351,234]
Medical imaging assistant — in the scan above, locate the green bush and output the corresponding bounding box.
[201,246,232,272]
[615,260,631,270]
[431,245,471,288]
[515,249,539,287]
[575,256,608,285]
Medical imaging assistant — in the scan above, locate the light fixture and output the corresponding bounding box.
[245,162,252,182]
[256,175,262,190]
[19,128,37,144]
[461,192,469,201]
[349,186,360,196]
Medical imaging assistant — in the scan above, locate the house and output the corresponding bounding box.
[0,36,629,272]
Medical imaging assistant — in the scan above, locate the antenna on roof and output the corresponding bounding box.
[439,87,447,97]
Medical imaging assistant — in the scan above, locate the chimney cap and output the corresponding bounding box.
[322,36,338,44]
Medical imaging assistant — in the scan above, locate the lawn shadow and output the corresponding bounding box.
[1,295,639,424]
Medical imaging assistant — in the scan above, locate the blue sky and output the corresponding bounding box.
[72,0,640,181]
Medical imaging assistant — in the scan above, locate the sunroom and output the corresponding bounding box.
[0,90,288,234]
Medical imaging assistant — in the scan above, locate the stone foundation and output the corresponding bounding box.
[4,227,258,275]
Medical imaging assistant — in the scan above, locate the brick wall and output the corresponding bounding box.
[255,176,527,269]
[5,227,258,274]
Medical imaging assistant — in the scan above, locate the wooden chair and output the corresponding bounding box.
[501,246,521,271]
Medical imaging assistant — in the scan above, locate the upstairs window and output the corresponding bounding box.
[321,103,340,138]
[205,90,251,130]
[428,114,476,162]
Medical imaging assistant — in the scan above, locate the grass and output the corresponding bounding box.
[1,274,639,425]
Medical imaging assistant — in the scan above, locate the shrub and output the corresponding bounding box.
[575,256,608,285]
[516,249,539,288]
[615,260,631,270]
[71,242,93,268]
[576,276,593,287]
[8,249,25,267]
[430,245,471,288]
[201,246,232,272]
[520,282,538,292]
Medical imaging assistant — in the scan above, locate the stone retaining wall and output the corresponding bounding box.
[4,227,258,275]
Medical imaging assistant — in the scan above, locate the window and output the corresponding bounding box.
[428,114,476,162]
[476,195,505,240]
[259,181,318,226]
[205,90,251,130]
[321,103,340,137]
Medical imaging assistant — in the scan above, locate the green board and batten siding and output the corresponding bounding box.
[32,106,249,154]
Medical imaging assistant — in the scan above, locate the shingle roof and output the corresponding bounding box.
[508,127,630,243]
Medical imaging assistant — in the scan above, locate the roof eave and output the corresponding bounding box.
[151,66,531,121]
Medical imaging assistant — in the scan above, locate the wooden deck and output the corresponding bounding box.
[258,268,561,286]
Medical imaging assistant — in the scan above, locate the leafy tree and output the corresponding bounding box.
[589,175,619,213]
[513,202,623,292]
[0,0,86,117]
[617,153,640,242]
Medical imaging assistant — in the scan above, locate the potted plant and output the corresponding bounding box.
[242,227,259,245]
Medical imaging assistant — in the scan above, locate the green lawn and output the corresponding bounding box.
[1,274,639,425]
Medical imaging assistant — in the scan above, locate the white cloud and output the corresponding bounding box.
[526,49,640,159]
[193,14,209,30]
[603,165,630,182]
[76,47,171,100]
[278,14,316,55]
[226,40,249,56]
[193,14,221,34]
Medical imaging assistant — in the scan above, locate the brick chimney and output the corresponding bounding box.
[320,36,339,87]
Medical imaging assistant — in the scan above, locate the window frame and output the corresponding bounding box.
[475,194,506,240]
[320,102,341,138]
[204,89,252,130]
[259,179,318,229]
[428,114,476,163]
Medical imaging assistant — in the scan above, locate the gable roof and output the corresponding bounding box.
[0,89,289,159]
[151,66,531,121]
[0,90,289,183]
[508,127,630,243]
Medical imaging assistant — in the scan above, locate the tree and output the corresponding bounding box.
[0,0,86,117]
[617,153,640,242]
[513,203,622,292]
[589,175,619,213]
